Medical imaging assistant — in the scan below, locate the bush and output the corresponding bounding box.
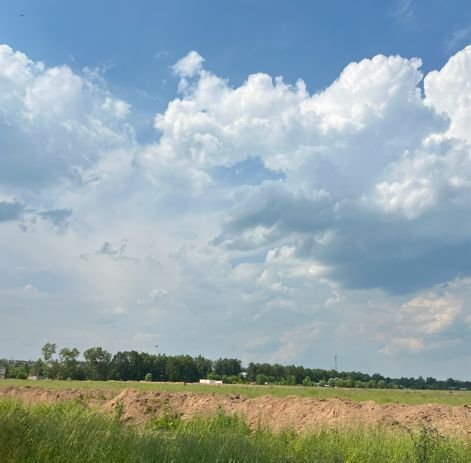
[302,376,314,387]
[256,374,270,385]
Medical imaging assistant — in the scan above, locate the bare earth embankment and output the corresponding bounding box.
[1,385,470,437]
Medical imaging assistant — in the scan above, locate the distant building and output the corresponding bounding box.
[199,379,223,385]
[0,368,5,380]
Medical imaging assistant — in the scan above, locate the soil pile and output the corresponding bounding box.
[0,385,115,406]
[1,386,470,437]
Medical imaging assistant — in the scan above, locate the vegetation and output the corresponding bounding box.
[2,379,470,407]
[0,398,469,463]
[1,342,470,391]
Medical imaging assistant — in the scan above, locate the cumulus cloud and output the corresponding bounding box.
[1,43,470,376]
[173,50,205,78]
[376,284,469,357]
[0,44,134,191]
[424,45,471,142]
[399,295,461,334]
[152,48,470,293]
[379,337,424,355]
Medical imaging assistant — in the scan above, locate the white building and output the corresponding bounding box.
[199,379,223,385]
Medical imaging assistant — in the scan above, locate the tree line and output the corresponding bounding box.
[1,342,470,391]
[245,362,471,390]
[0,343,242,384]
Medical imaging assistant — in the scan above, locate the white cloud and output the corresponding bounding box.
[424,45,471,142]
[373,138,471,218]
[307,54,423,132]
[0,43,470,377]
[273,322,327,362]
[400,295,460,334]
[104,306,128,315]
[102,97,130,119]
[0,44,134,191]
[377,284,469,357]
[172,50,205,78]
[379,337,424,355]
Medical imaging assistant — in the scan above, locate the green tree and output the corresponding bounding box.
[58,347,80,379]
[110,351,145,381]
[302,376,313,386]
[213,358,242,377]
[83,347,111,380]
[41,342,57,378]
[7,363,29,379]
[30,359,44,377]
[165,355,198,382]
[194,355,213,379]
[367,379,377,389]
[377,379,387,389]
[41,343,56,362]
[255,374,267,385]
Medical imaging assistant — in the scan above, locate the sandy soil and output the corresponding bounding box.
[1,386,470,437]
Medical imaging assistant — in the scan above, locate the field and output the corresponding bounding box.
[1,380,470,462]
[2,378,470,406]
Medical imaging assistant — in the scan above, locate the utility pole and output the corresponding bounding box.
[334,355,338,372]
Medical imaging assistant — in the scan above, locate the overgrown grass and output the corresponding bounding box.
[0,398,469,462]
[2,378,470,406]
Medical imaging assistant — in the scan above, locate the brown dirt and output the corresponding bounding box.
[1,386,470,437]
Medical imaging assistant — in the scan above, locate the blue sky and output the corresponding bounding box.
[0,1,470,379]
[3,1,470,120]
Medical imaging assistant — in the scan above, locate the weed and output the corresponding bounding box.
[114,400,124,420]
[0,398,469,462]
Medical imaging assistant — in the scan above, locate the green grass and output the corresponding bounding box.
[0,398,469,463]
[1,378,471,406]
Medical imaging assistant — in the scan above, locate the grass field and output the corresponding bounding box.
[1,378,470,406]
[0,398,469,463]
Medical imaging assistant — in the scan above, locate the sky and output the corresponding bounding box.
[0,0,470,379]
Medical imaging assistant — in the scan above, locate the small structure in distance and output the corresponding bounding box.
[199,379,223,385]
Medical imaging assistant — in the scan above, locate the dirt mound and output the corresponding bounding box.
[0,385,115,406]
[1,386,470,437]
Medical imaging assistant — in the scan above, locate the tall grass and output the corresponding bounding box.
[0,399,469,462]
[2,379,471,406]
